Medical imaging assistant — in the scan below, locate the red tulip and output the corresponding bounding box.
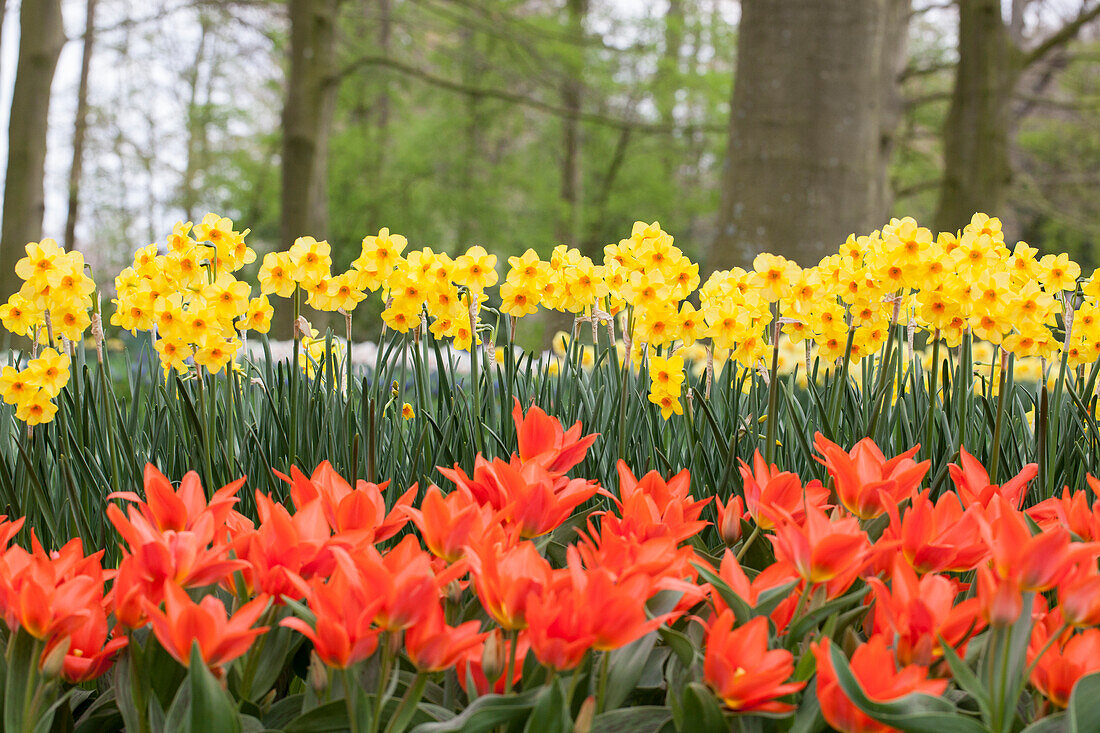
[814,435,929,520]
[704,612,804,713]
[715,495,746,546]
[813,636,948,733]
[949,448,1036,509]
[769,504,869,586]
[405,603,487,673]
[607,461,710,543]
[108,464,242,535]
[886,490,987,574]
[144,583,269,671]
[1029,628,1100,708]
[467,539,552,630]
[1028,485,1100,541]
[867,557,985,665]
[402,485,492,563]
[740,450,829,530]
[281,568,384,669]
[511,398,598,474]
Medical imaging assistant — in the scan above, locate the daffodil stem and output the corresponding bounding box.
[990,348,1008,483]
[764,310,781,466]
[467,293,482,456]
[290,284,301,470]
[925,330,941,464]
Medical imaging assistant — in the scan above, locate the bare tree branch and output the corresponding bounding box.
[331,54,725,134]
[1025,1,1100,67]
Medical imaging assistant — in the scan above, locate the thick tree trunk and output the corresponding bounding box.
[710,0,908,268]
[1,0,65,301]
[934,0,1022,233]
[180,15,211,224]
[64,0,98,251]
[280,0,339,249]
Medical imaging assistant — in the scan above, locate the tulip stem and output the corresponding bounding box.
[764,310,781,466]
[925,330,941,464]
[989,349,1008,483]
[372,634,394,733]
[735,525,761,563]
[384,672,427,733]
[595,650,610,713]
[504,629,519,695]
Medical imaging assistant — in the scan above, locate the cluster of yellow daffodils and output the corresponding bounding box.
[4,210,1100,426]
[110,214,272,375]
[0,239,96,423]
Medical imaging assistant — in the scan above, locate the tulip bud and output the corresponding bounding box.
[308,650,328,694]
[574,696,596,733]
[444,579,463,604]
[39,636,70,678]
[481,630,507,687]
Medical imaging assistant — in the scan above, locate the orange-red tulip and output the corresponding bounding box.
[144,583,269,670]
[281,568,384,669]
[814,434,928,520]
[467,539,552,630]
[1029,485,1100,541]
[1029,628,1100,708]
[108,465,242,536]
[769,504,869,586]
[704,612,804,713]
[739,450,830,531]
[714,495,745,546]
[867,557,984,665]
[404,603,486,672]
[812,636,948,733]
[885,490,987,574]
[402,484,491,563]
[512,399,598,474]
[949,448,1036,509]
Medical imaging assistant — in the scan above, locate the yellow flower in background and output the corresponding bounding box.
[454,246,498,293]
[194,335,241,374]
[648,389,683,420]
[15,389,56,426]
[500,281,540,318]
[288,236,332,288]
[259,252,297,298]
[401,402,415,420]
[241,295,274,334]
[0,366,32,406]
[165,220,195,253]
[309,271,366,313]
[0,295,39,337]
[1039,252,1081,293]
[154,338,193,374]
[15,239,66,292]
[25,349,70,398]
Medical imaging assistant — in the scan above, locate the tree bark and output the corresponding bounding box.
[180,13,211,224]
[710,0,909,268]
[933,0,1022,233]
[1,0,65,301]
[280,0,339,249]
[64,0,98,251]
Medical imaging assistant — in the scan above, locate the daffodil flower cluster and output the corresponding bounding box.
[5,210,1100,427]
[110,214,271,376]
[0,239,96,423]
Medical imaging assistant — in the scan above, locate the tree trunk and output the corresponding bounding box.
[710,0,909,268]
[558,0,587,250]
[934,0,1022,234]
[1,0,65,301]
[280,0,339,249]
[64,0,98,251]
[180,14,211,224]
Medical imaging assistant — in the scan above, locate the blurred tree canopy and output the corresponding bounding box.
[3,0,1100,300]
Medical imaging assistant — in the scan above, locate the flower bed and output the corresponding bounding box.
[0,403,1097,732]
